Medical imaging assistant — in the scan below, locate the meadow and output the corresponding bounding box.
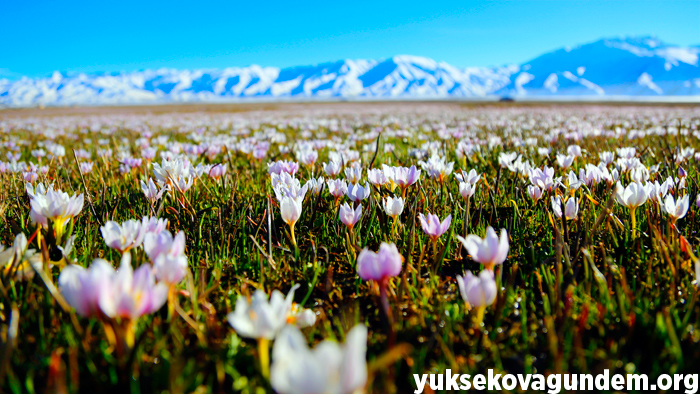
[1,102,699,393]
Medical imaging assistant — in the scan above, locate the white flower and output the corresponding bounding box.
[662,194,689,223]
[551,196,579,220]
[227,284,310,340]
[271,324,367,394]
[383,196,404,220]
[346,182,370,202]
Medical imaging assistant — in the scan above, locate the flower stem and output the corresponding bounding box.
[258,338,270,380]
[630,207,637,240]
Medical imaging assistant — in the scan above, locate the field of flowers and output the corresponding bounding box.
[1,103,700,393]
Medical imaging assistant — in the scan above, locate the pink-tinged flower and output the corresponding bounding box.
[367,168,387,186]
[456,270,497,309]
[143,230,187,285]
[322,160,342,177]
[392,165,421,190]
[346,183,370,202]
[344,165,363,184]
[662,194,689,223]
[271,324,367,394]
[419,155,454,182]
[418,212,452,241]
[268,160,299,176]
[98,254,168,320]
[327,179,348,202]
[296,149,318,167]
[142,217,168,235]
[79,162,94,174]
[58,259,114,318]
[100,218,148,253]
[23,171,38,183]
[356,242,402,283]
[339,203,362,230]
[140,177,169,205]
[144,230,186,261]
[208,163,228,181]
[142,147,157,161]
[527,185,542,202]
[456,226,509,270]
[59,253,167,320]
[551,196,579,220]
[567,145,582,157]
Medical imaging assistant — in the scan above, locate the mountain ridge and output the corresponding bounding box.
[2,36,699,107]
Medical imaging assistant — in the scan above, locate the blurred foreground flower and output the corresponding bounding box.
[227,284,315,379]
[58,253,168,356]
[271,324,367,394]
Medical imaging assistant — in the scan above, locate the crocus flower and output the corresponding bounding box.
[551,196,579,220]
[305,177,325,196]
[268,160,299,176]
[615,181,648,238]
[662,194,689,224]
[418,212,452,242]
[556,154,575,169]
[227,284,314,340]
[392,165,421,193]
[456,226,509,270]
[327,179,348,203]
[0,233,42,281]
[98,253,169,321]
[339,203,362,230]
[140,177,169,205]
[100,218,148,253]
[615,181,648,209]
[280,196,303,247]
[346,182,370,203]
[344,165,363,185]
[456,270,497,309]
[527,185,542,202]
[382,196,404,220]
[357,243,402,324]
[59,253,167,321]
[356,242,402,284]
[58,259,115,318]
[144,230,187,284]
[208,163,227,181]
[79,162,94,174]
[367,168,387,186]
[459,182,476,200]
[454,169,480,185]
[271,324,367,394]
[29,187,84,239]
[322,160,342,177]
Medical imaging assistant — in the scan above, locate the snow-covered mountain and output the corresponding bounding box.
[497,37,700,97]
[1,36,698,107]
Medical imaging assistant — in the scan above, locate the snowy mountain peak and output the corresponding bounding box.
[1,36,699,107]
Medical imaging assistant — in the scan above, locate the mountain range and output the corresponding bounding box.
[1,36,699,107]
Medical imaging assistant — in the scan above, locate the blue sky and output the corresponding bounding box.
[2,0,698,79]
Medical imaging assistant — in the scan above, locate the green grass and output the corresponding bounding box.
[1,104,699,393]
